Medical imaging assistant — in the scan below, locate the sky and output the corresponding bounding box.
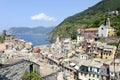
[0,0,101,31]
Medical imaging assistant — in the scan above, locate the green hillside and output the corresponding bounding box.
[49,0,120,42]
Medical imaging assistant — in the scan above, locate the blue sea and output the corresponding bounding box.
[15,34,51,46]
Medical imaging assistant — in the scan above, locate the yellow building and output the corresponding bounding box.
[97,45,117,60]
[67,51,75,58]
[108,29,116,36]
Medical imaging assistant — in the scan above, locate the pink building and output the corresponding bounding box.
[0,44,6,51]
[78,28,98,39]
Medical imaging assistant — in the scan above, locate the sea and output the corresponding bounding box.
[15,34,51,46]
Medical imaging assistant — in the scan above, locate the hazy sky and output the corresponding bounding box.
[0,0,101,31]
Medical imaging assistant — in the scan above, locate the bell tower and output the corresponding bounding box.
[105,17,110,27]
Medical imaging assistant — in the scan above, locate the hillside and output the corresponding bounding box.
[49,0,120,42]
[8,26,54,35]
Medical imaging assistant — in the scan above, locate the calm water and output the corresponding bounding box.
[15,34,51,46]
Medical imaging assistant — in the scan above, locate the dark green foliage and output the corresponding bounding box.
[108,43,119,47]
[49,0,120,42]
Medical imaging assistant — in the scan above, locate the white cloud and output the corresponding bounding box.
[31,13,56,22]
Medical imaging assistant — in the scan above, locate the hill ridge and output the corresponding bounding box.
[49,0,120,42]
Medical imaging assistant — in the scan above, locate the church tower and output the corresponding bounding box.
[105,17,111,27]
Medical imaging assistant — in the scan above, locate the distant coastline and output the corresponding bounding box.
[7,26,54,36]
[15,34,51,46]
[14,33,47,35]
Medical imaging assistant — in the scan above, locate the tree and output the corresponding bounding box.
[21,72,41,80]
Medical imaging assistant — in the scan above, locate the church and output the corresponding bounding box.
[98,17,116,37]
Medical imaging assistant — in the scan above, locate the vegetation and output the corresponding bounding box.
[21,72,41,80]
[0,35,5,43]
[49,0,120,42]
[108,42,119,47]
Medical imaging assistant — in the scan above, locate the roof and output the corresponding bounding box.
[77,28,98,33]
[33,46,40,53]
[89,58,103,68]
[97,43,116,51]
[78,59,92,66]
[104,45,116,49]
[84,28,98,31]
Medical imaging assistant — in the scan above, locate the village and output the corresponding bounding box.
[0,16,120,80]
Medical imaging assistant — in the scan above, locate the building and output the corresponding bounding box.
[77,28,98,40]
[88,58,109,80]
[33,46,40,53]
[83,28,98,39]
[80,54,89,60]
[78,65,88,80]
[108,10,119,16]
[4,35,14,43]
[0,43,6,52]
[98,17,116,37]
[77,29,84,43]
[78,59,92,80]
[88,58,103,80]
[96,44,116,60]
[109,59,120,80]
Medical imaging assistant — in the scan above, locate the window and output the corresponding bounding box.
[90,67,92,70]
[97,75,99,78]
[106,53,108,55]
[93,74,95,77]
[106,57,107,59]
[104,53,106,55]
[101,28,104,30]
[97,68,99,72]
[81,73,83,76]
[89,74,91,77]
[109,53,111,56]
